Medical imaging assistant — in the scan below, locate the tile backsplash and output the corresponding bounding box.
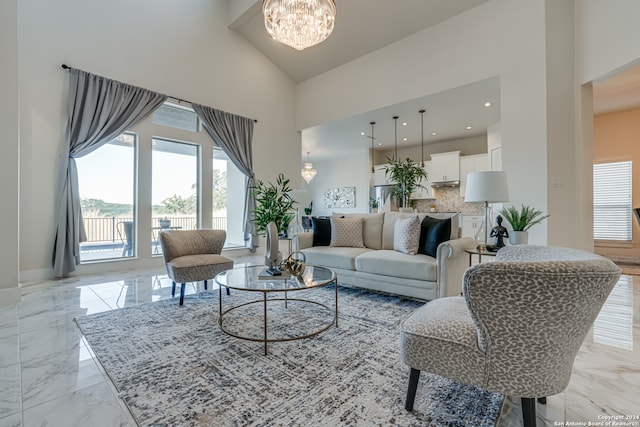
[413,187,483,214]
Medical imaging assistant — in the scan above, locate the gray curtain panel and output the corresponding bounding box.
[52,68,167,277]
[192,104,257,251]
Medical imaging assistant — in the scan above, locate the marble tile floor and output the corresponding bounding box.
[1,256,638,427]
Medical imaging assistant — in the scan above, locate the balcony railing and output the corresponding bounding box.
[82,216,227,243]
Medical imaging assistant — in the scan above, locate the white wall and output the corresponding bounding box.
[17,0,299,281]
[297,0,552,245]
[305,149,371,217]
[0,0,21,305]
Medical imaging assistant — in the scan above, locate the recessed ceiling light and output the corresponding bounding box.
[431,132,437,136]
[466,126,473,130]
[360,132,365,136]
[483,102,492,108]
[377,142,382,146]
[403,138,407,141]
[402,122,407,126]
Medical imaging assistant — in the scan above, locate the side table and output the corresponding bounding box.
[465,248,497,266]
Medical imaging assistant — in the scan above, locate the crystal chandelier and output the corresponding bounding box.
[262,0,337,51]
[301,152,317,183]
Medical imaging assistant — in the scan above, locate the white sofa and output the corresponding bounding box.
[294,212,475,300]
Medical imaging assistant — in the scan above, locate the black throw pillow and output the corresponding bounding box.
[312,216,332,246]
[418,216,452,257]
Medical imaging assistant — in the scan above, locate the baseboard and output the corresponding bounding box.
[0,286,21,308]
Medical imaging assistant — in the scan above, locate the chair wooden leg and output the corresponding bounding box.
[204,279,208,290]
[537,397,546,404]
[521,397,537,427]
[171,281,176,297]
[179,283,186,305]
[405,368,421,411]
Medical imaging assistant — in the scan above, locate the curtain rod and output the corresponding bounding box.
[61,64,258,123]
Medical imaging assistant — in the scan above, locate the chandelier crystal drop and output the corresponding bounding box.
[301,152,317,183]
[263,0,337,51]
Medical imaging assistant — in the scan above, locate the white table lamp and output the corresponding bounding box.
[464,171,509,251]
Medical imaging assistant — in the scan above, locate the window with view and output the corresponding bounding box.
[593,160,632,241]
[76,133,136,261]
[76,101,248,263]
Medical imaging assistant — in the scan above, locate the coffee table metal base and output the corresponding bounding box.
[218,283,338,355]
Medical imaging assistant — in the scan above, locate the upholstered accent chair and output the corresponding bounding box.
[400,245,620,427]
[159,229,234,305]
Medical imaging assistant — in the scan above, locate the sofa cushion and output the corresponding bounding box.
[312,217,331,246]
[383,212,459,249]
[394,216,421,255]
[333,213,384,249]
[355,250,437,282]
[302,246,372,271]
[418,216,452,257]
[330,216,364,247]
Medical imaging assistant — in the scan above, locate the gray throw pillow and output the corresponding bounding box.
[393,216,421,255]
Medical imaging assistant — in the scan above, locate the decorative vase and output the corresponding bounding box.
[509,231,529,245]
[159,218,171,228]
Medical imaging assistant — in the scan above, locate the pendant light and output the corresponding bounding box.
[301,151,317,183]
[419,109,426,167]
[393,116,399,160]
[370,121,376,174]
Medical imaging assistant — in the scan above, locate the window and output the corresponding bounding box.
[77,133,137,261]
[593,160,632,241]
[152,138,200,254]
[76,101,247,263]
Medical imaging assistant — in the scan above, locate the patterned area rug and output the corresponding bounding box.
[75,286,504,426]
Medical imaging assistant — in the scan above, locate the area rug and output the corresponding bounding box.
[75,286,504,426]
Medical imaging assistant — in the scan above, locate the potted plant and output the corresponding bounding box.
[304,201,313,216]
[253,173,296,237]
[499,204,550,245]
[369,198,379,213]
[384,157,427,210]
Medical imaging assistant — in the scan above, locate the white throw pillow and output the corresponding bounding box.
[330,216,364,248]
[393,216,421,255]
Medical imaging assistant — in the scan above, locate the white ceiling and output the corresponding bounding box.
[233,0,490,83]
[593,63,640,115]
[302,77,500,160]
[232,2,640,162]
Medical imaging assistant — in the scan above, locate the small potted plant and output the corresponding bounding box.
[384,157,427,211]
[499,204,550,245]
[370,198,379,213]
[304,201,313,216]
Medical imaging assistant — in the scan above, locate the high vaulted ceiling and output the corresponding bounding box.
[231,0,490,83]
[230,1,640,161]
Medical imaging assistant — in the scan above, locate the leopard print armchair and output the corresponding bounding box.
[400,245,620,427]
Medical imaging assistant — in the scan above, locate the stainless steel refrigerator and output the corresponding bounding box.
[370,185,398,212]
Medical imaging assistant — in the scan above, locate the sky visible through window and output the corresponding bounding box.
[77,142,228,205]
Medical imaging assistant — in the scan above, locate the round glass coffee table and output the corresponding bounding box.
[215,265,338,355]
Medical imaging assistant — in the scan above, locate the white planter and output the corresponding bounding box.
[509,231,529,245]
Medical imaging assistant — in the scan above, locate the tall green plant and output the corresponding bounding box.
[253,173,296,235]
[499,204,550,232]
[384,157,427,207]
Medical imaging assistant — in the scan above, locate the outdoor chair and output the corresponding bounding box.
[400,245,620,427]
[117,221,134,257]
[158,229,234,305]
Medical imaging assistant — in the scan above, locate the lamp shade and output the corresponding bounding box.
[464,171,509,203]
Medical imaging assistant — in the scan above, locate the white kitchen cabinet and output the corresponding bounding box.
[410,161,432,199]
[460,154,490,196]
[462,215,484,238]
[430,151,460,183]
